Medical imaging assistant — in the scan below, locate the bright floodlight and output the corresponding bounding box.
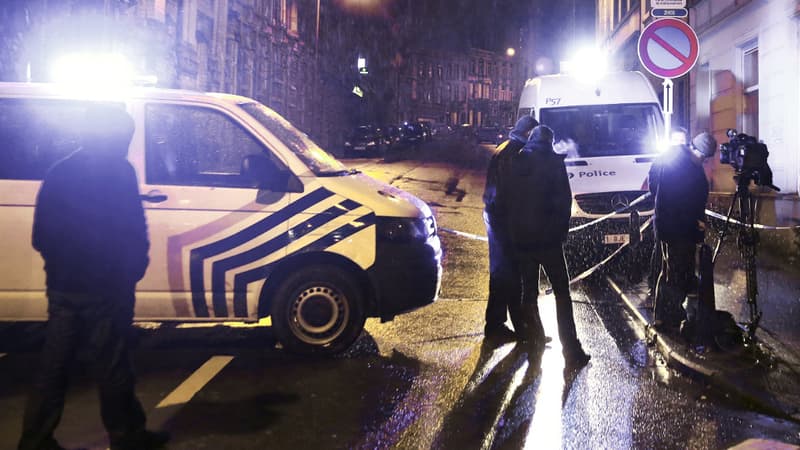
[561,47,608,83]
[51,53,134,89]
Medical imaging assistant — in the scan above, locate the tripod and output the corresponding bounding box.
[712,174,762,339]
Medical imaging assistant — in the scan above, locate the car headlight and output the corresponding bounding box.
[376,217,430,243]
[367,140,376,146]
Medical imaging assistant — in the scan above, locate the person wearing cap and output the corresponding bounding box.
[19,104,169,450]
[482,115,538,342]
[648,130,715,336]
[497,125,590,367]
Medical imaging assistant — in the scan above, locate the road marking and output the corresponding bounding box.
[156,355,234,408]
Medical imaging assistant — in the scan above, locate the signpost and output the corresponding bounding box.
[637,17,699,138]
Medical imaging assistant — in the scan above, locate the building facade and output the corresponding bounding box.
[689,0,800,195]
[395,47,523,127]
[596,0,800,197]
[1,1,562,150]
[0,0,363,150]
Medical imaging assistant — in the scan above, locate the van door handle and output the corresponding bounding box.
[141,190,168,203]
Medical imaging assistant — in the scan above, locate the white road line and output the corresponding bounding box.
[156,355,234,408]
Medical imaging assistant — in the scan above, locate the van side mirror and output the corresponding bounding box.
[241,154,298,192]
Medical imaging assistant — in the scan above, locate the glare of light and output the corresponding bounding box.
[523,301,566,449]
[560,47,609,83]
[51,53,134,89]
[506,47,516,57]
[670,130,688,145]
[655,138,670,153]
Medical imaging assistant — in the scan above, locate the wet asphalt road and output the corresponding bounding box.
[1,141,799,449]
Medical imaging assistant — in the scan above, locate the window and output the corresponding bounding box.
[145,104,270,188]
[742,46,758,137]
[0,98,104,180]
[288,0,298,35]
[540,103,664,157]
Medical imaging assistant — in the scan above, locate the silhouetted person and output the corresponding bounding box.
[19,105,169,450]
[648,131,714,335]
[482,115,538,341]
[499,125,590,367]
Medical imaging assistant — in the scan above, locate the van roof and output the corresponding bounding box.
[0,82,255,106]
[519,71,660,108]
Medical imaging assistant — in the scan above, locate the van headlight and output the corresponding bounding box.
[376,217,428,243]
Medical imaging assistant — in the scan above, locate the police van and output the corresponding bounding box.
[0,82,442,355]
[517,71,664,279]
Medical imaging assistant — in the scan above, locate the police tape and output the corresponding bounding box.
[439,192,654,240]
[438,189,798,289]
[556,217,653,291]
[704,209,800,231]
[437,227,488,242]
[568,192,652,233]
[440,217,653,294]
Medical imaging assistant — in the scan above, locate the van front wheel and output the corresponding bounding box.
[270,265,366,355]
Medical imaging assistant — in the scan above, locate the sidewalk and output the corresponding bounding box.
[608,244,800,423]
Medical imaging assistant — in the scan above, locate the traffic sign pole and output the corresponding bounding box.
[663,79,673,139]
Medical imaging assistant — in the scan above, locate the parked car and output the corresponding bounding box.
[398,122,424,148]
[343,125,387,157]
[376,124,401,150]
[476,126,505,145]
[417,121,433,141]
[431,123,454,139]
[454,123,478,143]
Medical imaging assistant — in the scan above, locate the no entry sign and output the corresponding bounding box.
[637,18,699,79]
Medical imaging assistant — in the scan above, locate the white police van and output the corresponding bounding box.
[0,82,442,355]
[517,71,664,279]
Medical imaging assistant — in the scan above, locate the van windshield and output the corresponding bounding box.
[538,103,663,158]
[240,102,348,175]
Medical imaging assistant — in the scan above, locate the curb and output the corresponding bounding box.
[606,277,800,424]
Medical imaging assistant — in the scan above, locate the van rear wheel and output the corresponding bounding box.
[270,265,365,356]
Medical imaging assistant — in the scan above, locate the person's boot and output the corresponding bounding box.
[484,323,517,343]
[563,342,591,369]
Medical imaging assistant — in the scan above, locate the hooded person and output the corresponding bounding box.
[648,130,713,335]
[497,125,590,366]
[481,114,538,341]
[20,104,169,450]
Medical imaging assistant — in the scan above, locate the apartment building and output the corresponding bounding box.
[596,0,800,196]
[0,0,361,150]
[396,47,522,127]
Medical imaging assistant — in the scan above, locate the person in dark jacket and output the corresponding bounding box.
[648,131,714,333]
[497,125,590,366]
[482,115,539,341]
[19,105,169,450]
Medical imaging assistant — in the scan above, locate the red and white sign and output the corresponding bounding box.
[637,18,699,79]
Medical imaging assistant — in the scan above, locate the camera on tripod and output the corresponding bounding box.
[719,129,779,191]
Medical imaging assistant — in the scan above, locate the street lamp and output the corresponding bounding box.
[506,47,516,57]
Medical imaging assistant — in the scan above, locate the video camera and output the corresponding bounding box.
[719,129,779,191]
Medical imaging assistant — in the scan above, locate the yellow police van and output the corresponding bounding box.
[517,71,664,280]
[0,82,442,355]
